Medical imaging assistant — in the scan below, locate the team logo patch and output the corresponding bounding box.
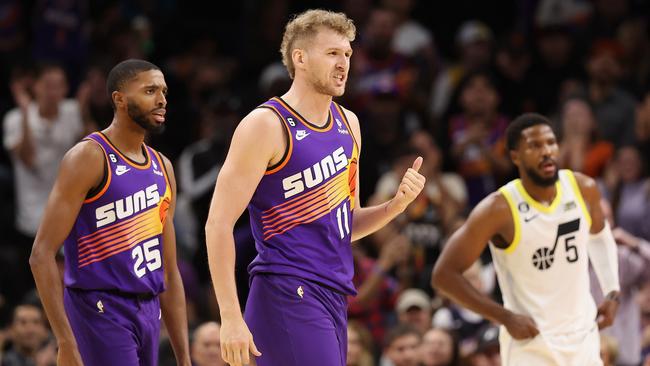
[96,300,105,313]
[518,202,530,213]
[297,286,304,298]
[564,201,576,211]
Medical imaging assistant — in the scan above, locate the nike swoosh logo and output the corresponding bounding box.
[524,215,538,223]
[296,133,310,141]
[115,168,131,176]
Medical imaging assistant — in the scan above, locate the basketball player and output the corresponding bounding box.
[432,113,620,365]
[29,60,190,366]
[205,10,425,366]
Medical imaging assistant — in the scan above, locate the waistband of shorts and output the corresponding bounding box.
[252,272,347,296]
[67,287,156,301]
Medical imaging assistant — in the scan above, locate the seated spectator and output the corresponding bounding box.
[2,303,49,366]
[396,288,433,335]
[418,328,460,366]
[558,96,614,177]
[448,70,511,206]
[347,321,375,366]
[601,145,650,241]
[190,321,226,366]
[467,325,500,366]
[348,233,404,348]
[432,261,489,350]
[379,324,422,366]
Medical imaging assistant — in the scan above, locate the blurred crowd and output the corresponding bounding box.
[1,0,650,365]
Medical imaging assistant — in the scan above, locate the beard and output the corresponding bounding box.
[525,164,558,187]
[127,101,165,134]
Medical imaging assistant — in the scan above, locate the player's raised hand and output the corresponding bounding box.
[220,315,261,366]
[57,343,84,366]
[503,312,539,340]
[392,156,426,213]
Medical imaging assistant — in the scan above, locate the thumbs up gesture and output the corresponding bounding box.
[392,156,426,213]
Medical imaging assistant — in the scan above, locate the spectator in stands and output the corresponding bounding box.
[347,321,375,366]
[190,321,226,366]
[379,324,422,366]
[586,39,637,147]
[2,64,88,303]
[558,96,614,177]
[448,70,511,206]
[396,288,433,335]
[418,327,460,366]
[1,303,49,366]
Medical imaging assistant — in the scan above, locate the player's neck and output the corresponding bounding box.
[103,118,147,159]
[281,82,332,128]
[520,176,557,205]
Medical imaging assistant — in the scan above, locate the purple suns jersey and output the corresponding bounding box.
[247,97,359,295]
[63,132,171,295]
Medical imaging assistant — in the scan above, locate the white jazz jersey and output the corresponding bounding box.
[491,170,601,365]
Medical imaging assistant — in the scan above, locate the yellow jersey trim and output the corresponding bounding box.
[498,187,521,254]
[514,179,563,214]
[565,170,592,229]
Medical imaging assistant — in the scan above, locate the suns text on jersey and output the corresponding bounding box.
[282,146,347,199]
[95,184,160,228]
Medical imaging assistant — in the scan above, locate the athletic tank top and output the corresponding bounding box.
[63,132,171,295]
[490,170,596,336]
[248,97,359,295]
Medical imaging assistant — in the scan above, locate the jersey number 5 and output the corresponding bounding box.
[132,238,162,278]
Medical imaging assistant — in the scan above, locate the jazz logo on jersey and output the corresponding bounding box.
[297,286,304,298]
[282,146,347,198]
[95,184,160,228]
[296,130,310,141]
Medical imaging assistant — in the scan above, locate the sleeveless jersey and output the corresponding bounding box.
[248,97,359,295]
[490,170,596,337]
[63,132,171,295]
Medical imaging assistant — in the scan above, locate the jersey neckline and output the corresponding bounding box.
[274,97,333,132]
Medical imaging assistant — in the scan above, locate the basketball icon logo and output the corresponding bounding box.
[532,247,554,270]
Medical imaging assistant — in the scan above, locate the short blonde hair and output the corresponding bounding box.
[280,9,356,79]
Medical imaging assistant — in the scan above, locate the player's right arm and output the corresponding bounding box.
[205,108,284,366]
[432,192,540,340]
[29,140,105,366]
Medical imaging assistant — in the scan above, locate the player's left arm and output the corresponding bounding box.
[341,108,426,242]
[574,172,620,329]
[158,154,191,366]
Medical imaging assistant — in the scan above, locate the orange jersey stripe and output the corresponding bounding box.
[264,104,294,175]
[84,139,113,204]
[262,174,344,224]
[262,176,346,230]
[78,224,160,266]
[262,171,347,219]
[262,187,349,238]
[78,218,159,259]
[264,194,350,240]
[78,207,155,247]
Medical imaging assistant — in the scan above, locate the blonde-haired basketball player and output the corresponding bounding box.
[206,9,425,366]
[433,113,619,365]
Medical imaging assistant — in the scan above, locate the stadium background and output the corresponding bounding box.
[0,0,649,365]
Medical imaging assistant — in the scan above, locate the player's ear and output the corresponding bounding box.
[112,91,124,109]
[509,149,520,167]
[293,48,306,70]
